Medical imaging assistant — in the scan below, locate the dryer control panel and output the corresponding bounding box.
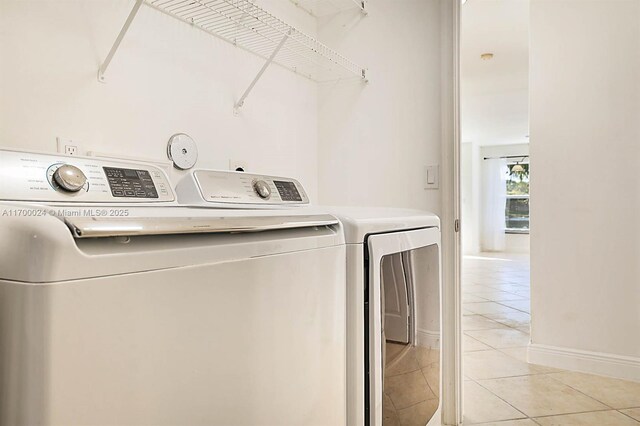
[0,149,175,203]
[176,169,309,207]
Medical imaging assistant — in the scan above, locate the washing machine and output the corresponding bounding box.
[0,149,347,426]
[326,208,442,426]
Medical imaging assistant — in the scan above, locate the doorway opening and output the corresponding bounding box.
[460,0,533,423]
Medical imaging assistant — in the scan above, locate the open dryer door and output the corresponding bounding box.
[366,227,441,426]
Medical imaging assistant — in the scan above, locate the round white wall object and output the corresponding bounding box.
[167,134,198,170]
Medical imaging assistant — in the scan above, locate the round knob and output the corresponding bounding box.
[53,164,87,192]
[253,180,271,199]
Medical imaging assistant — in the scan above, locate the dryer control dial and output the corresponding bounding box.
[53,164,87,192]
[253,180,271,199]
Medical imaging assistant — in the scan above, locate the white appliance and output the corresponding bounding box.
[325,208,442,426]
[173,168,443,426]
[0,149,347,426]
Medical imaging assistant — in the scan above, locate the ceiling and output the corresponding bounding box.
[461,0,529,146]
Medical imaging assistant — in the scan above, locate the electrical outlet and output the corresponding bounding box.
[57,137,80,156]
[229,159,247,172]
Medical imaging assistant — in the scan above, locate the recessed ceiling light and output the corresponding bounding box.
[481,53,494,61]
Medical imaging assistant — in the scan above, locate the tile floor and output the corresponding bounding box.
[462,253,640,425]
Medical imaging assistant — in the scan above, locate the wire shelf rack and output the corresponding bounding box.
[146,0,366,82]
[98,0,367,111]
[291,0,367,17]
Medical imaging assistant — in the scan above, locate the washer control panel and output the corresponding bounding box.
[176,169,309,207]
[104,167,159,198]
[0,149,174,203]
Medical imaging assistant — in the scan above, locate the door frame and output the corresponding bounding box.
[440,0,463,424]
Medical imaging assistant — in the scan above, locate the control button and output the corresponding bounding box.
[136,191,146,197]
[53,164,87,192]
[253,180,271,199]
[113,190,124,196]
[125,190,135,197]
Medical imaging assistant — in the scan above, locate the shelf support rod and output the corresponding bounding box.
[234,30,290,113]
[355,0,368,15]
[98,0,144,83]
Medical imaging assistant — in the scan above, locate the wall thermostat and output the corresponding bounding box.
[167,133,198,170]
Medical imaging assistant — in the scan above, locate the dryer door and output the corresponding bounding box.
[366,227,441,426]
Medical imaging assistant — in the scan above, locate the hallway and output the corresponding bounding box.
[462,253,640,425]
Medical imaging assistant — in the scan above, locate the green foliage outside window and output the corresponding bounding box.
[506,163,529,196]
[506,162,529,231]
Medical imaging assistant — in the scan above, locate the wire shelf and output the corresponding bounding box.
[146,0,366,82]
[292,0,367,17]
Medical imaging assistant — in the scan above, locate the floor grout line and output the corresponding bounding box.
[469,376,529,422]
[542,372,617,410]
[618,409,640,424]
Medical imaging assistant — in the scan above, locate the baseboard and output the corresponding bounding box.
[528,343,640,382]
[417,329,440,350]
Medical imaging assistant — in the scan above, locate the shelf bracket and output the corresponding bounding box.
[98,0,144,83]
[358,0,368,15]
[234,31,291,114]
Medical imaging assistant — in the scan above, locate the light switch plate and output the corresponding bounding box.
[425,165,439,189]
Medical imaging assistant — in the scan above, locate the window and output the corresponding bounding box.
[505,163,529,233]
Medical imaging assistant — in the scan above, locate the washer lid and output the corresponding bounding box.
[0,203,344,283]
[65,214,338,238]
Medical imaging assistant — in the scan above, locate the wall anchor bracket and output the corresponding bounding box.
[233,31,291,114]
[98,0,144,83]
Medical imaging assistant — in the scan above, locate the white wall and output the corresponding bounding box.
[460,0,529,148]
[0,0,319,198]
[316,0,448,214]
[461,141,482,253]
[462,89,529,147]
[505,233,529,254]
[529,0,640,380]
[461,142,475,252]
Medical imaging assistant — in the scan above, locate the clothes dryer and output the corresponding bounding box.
[325,208,442,426]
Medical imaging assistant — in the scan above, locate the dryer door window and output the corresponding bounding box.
[366,228,441,426]
[381,253,411,344]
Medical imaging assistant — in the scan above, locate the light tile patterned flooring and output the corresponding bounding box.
[462,253,640,425]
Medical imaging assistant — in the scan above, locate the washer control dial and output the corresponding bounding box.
[53,164,87,192]
[253,180,271,199]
